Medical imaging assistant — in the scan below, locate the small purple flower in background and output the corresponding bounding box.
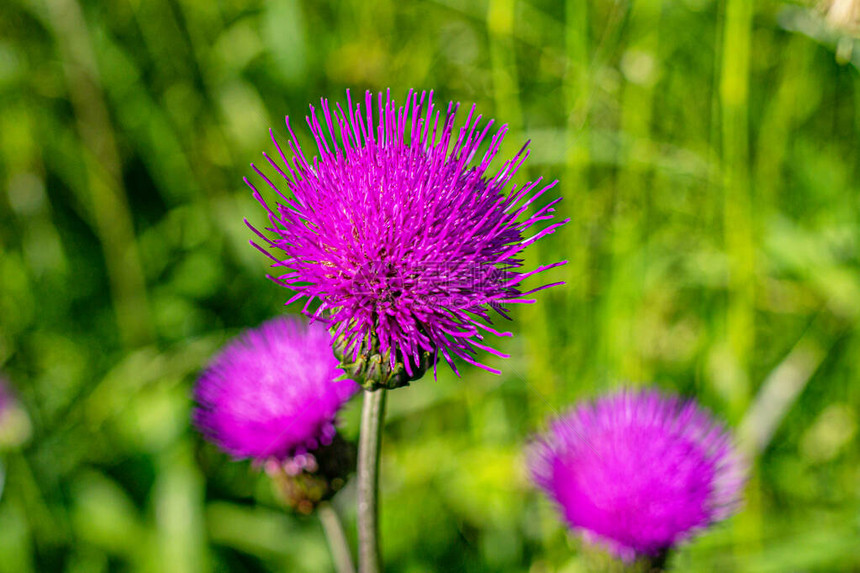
[528,388,746,565]
[193,317,359,514]
[193,317,358,464]
[247,89,567,388]
[0,375,31,450]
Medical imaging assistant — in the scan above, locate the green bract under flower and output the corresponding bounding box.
[266,433,356,514]
[333,325,432,390]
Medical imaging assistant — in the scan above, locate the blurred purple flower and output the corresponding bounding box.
[528,388,746,561]
[246,89,567,378]
[193,317,359,463]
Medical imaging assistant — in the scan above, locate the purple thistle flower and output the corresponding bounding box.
[193,317,359,463]
[528,388,746,562]
[246,89,567,382]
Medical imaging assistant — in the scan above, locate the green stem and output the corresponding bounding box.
[720,0,758,564]
[357,389,387,573]
[318,502,355,573]
[720,0,754,421]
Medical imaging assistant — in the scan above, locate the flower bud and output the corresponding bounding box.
[265,432,356,514]
[333,328,432,390]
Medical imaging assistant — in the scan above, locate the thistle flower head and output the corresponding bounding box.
[528,388,746,562]
[247,89,567,386]
[193,317,359,462]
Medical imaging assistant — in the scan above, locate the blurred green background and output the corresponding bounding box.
[1,0,859,571]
